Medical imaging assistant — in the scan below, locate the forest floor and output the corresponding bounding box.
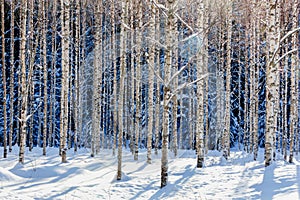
[0,146,299,200]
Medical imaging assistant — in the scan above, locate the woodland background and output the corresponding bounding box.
[0,0,299,188]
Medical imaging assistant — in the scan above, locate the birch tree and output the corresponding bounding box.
[265,0,277,167]
[161,0,176,188]
[117,0,126,181]
[288,2,298,163]
[196,0,205,168]
[19,0,28,164]
[147,0,156,164]
[1,0,7,158]
[9,0,15,153]
[222,0,232,160]
[60,0,70,163]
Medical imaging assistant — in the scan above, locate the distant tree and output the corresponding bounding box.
[222,0,232,160]
[9,0,15,153]
[289,2,298,163]
[134,0,142,161]
[1,0,7,158]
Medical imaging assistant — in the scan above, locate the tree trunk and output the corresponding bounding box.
[9,0,15,153]
[196,0,205,168]
[19,0,28,164]
[42,0,48,156]
[73,0,80,152]
[147,1,156,164]
[117,0,126,181]
[222,0,232,160]
[289,3,298,163]
[265,0,277,167]
[60,0,70,163]
[1,0,7,158]
[161,0,176,188]
[111,0,117,156]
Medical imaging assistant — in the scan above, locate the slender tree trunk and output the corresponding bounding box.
[134,0,142,161]
[154,4,160,155]
[117,0,126,181]
[19,0,28,164]
[42,0,48,156]
[27,0,35,152]
[91,0,102,157]
[73,0,80,152]
[9,0,15,153]
[49,0,56,148]
[147,1,156,164]
[222,0,232,159]
[196,0,205,168]
[111,0,117,156]
[129,0,135,154]
[1,0,7,158]
[289,3,298,163]
[60,0,70,163]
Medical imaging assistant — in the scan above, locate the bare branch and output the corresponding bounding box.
[167,54,196,87]
[270,27,300,64]
[274,48,298,66]
[167,73,209,105]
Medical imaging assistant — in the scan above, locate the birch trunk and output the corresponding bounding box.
[222,0,232,159]
[196,0,205,168]
[60,0,70,163]
[111,0,117,156]
[19,0,28,164]
[161,0,176,188]
[1,0,7,158]
[289,3,298,163]
[147,1,156,164]
[117,0,126,181]
[42,0,48,156]
[134,0,142,161]
[91,0,102,157]
[265,0,277,167]
[9,0,15,152]
[73,0,80,152]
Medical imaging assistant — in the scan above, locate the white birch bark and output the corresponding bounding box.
[1,0,7,158]
[60,0,70,163]
[19,0,28,164]
[117,0,126,181]
[222,0,232,159]
[42,0,48,156]
[134,0,142,161]
[289,3,298,163]
[161,0,176,188]
[196,0,205,168]
[265,0,276,167]
[147,1,156,164]
[9,0,15,152]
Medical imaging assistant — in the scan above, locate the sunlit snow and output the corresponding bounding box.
[0,147,299,200]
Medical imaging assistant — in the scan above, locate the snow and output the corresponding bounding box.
[0,146,299,200]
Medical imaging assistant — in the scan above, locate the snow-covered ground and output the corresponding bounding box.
[0,146,299,200]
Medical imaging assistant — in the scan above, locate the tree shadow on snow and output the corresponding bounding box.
[148,164,196,200]
[251,163,296,199]
[44,186,78,200]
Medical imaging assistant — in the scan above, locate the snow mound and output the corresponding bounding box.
[112,172,131,183]
[0,167,21,182]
